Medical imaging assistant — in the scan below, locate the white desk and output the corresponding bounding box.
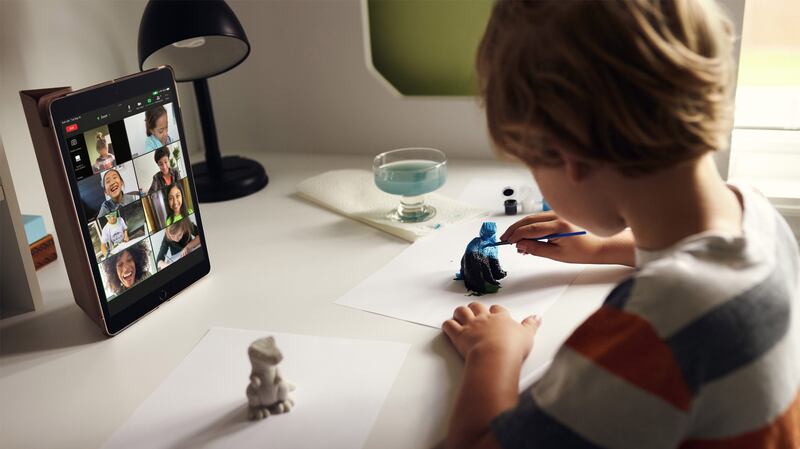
[0,152,632,449]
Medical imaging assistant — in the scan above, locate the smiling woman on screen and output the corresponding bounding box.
[103,241,152,296]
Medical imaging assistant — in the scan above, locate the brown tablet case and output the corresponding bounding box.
[20,87,107,333]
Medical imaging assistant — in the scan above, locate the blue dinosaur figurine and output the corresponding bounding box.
[455,222,507,295]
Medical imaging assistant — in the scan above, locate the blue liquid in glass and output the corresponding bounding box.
[374,160,447,196]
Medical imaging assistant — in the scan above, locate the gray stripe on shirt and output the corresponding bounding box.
[666,267,790,394]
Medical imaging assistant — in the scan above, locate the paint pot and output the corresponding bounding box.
[504,199,519,215]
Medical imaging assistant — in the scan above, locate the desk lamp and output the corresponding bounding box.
[138,0,268,202]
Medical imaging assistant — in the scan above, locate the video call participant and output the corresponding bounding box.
[156,219,201,269]
[97,169,140,220]
[93,132,116,173]
[100,210,129,258]
[144,105,175,152]
[164,183,192,226]
[102,242,152,296]
[147,147,181,194]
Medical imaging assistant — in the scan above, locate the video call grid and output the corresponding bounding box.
[66,102,203,301]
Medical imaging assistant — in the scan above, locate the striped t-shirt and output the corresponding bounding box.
[492,185,800,449]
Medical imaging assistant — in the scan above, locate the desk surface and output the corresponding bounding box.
[0,151,631,449]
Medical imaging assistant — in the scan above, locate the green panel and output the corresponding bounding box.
[368,0,493,96]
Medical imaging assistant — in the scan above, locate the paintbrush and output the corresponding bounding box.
[488,230,587,246]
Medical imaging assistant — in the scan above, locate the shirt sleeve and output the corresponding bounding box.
[148,175,159,195]
[492,301,692,449]
[157,238,169,263]
[492,390,603,449]
[144,136,158,152]
[97,203,109,220]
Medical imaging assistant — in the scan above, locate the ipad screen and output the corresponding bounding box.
[55,80,207,321]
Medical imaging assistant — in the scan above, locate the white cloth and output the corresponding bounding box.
[296,169,487,242]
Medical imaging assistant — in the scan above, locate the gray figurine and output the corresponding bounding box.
[246,336,295,420]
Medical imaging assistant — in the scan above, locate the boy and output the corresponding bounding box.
[147,146,180,194]
[442,1,800,448]
[100,210,128,258]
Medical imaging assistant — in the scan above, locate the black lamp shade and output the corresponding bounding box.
[138,0,251,82]
[137,0,268,202]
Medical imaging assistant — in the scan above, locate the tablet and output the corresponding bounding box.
[49,67,210,335]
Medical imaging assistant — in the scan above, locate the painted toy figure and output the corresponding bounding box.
[246,336,295,420]
[455,222,507,295]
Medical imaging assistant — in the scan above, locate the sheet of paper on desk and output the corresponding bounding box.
[102,328,409,449]
[335,179,586,329]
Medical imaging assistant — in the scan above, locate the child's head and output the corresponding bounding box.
[478,0,735,174]
[165,183,187,218]
[165,219,191,242]
[154,147,170,175]
[105,210,118,225]
[96,132,109,156]
[104,243,150,293]
[145,106,169,145]
[102,169,124,200]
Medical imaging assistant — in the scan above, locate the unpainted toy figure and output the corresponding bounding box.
[455,222,507,295]
[246,336,295,420]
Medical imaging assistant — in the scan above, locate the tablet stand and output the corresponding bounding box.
[20,88,107,333]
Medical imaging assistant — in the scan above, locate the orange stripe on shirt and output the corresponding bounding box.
[565,305,693,411]
[679,389,800,449]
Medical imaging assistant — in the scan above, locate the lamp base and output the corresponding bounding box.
[192,156,268,203]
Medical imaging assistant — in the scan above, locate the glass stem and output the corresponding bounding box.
[398,195,425,218]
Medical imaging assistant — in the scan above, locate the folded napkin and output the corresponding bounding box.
[296,169,487,242]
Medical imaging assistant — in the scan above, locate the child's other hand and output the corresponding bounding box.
[501,212,635,266]
[443,302,540,362]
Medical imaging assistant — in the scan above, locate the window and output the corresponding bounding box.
[728,0,800,238]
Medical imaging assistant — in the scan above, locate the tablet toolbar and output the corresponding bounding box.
[60,87,173,138]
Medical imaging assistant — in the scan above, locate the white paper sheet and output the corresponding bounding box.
[335,179,586,329]
[102,328,410,449]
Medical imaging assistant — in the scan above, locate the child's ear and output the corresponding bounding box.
[561,152,592,183]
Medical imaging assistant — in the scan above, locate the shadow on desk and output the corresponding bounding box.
[0,303,104,358]
[169,404,251,449]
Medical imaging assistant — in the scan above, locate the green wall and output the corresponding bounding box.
[367,0,493,96]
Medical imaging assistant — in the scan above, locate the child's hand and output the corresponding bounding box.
[501,212,635,266]
[443,302,540,362]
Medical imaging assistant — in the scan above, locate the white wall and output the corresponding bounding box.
[0,0,202,231]
[0,0,745,230]
[0,0,492,230]
[210,1,490,157]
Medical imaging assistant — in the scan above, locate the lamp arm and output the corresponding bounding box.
[193,79,223,178]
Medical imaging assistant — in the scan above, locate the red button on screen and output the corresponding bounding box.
[66,124,78,133]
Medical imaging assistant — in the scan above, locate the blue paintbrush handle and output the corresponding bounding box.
[490,230,587,246]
